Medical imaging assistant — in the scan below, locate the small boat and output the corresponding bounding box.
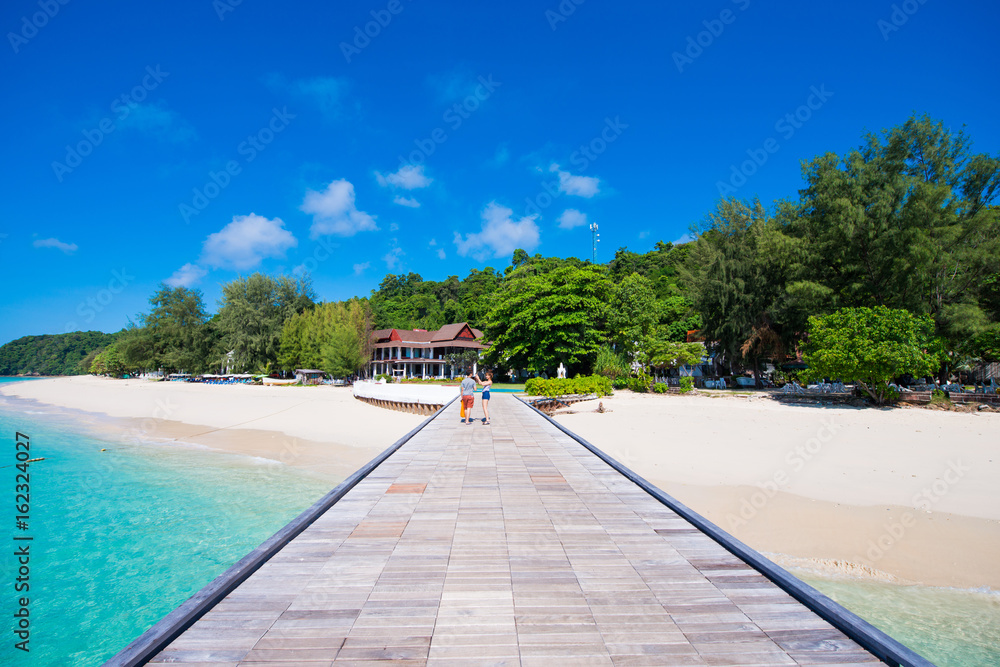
[262,377,298,386]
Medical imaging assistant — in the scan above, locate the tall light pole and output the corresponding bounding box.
[590,222,600,263]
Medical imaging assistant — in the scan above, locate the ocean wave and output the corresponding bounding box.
[764,552,904,583]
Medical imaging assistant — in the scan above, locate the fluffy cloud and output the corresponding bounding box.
[201,214,297,270]
[383,246,403,270]
[550,163,600,197]
[353,261,370,275]
[557,209,589,230]
[33,237,77,254]
[454,202,540,260]
[437,248,446,260]
[164,263,207,288]
[301,179,378,237]
[393,195,420,208]
[376,164,432,190]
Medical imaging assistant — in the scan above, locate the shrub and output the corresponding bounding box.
[652,382,668,394]
[524,374,612,397]
[679,376,694,393]
[627,373,651,393]
[594,345,630,383]
[930,388,951,406]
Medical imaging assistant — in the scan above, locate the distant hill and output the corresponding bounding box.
[0,331,120,376]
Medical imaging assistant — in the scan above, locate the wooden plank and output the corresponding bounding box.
[107,394,927,667]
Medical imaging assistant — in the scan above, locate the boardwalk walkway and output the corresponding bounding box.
[145,394,884,666]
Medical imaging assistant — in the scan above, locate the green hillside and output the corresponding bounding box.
[0,331,120,376]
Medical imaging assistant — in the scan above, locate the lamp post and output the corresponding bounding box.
[590,222,600,262]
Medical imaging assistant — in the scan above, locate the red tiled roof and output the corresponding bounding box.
[372,322,484,345]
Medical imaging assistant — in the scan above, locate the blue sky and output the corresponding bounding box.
[1,0,998,345]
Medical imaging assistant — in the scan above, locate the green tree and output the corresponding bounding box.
[483,264,612,375]
[142,285,212,374]
[644,338,706,374]
[217,273,315,372]
[278,299,373,377]
[802,306,938,404]
[684,198,796,384]
[593,345,630,383]
[608,273,658,358]
[787,114,1000,352]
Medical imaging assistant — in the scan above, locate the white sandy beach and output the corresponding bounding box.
[554,391,1000,590]
[3,377,998,590]
[1,375,425,481]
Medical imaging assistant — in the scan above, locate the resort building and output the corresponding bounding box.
[370,322,486,379]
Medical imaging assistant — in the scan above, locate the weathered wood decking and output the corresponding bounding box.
[134,394,911,666]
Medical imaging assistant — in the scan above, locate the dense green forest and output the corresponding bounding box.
[4,114,999,384]
[0,331,120,376]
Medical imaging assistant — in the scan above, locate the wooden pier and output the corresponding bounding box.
[111,394,929,666]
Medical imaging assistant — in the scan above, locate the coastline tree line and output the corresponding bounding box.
[2,114,998,392]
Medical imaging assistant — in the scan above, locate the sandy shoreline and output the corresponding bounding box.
[3,377,998,590]
[1,376,425,482]
[554,391,1000,590]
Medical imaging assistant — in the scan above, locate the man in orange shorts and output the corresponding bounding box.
[460,369,478,424]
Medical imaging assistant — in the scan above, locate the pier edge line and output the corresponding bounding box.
[516,395,934,667]
[104,396,458,667]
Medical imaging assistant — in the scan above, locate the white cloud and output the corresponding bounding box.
[376,164,432,190]
[557,209,588,230]
[301,179,378,238]
[673,233,695,245]
[550,163,600,197]
[118,101,197,144]
[353,261,370,275]
[393,195,420,208]
[164,263,207,288]
[33,237,77,254]
[454,201,540,260]
[437,248,446,260]
[201,214,297,270]
[638,230,650,239]
[383,246,403,270]
[428,238,437,246]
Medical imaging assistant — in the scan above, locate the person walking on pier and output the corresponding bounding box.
[480,370,493,425]
[460,369,478,424]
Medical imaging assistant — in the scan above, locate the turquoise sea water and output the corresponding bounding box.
[794,571,1000,667]
[0,378,337,666]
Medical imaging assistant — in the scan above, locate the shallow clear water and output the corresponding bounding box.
[0,378,337,666]
[794,569,1000,666]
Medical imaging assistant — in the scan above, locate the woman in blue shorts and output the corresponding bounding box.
[480,371,493,425]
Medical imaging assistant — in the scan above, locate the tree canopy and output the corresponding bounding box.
[802,306,938,404]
